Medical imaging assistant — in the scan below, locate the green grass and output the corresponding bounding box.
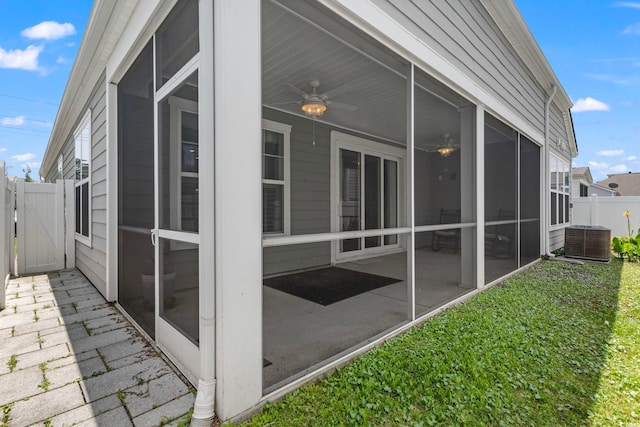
[240,259,640,426]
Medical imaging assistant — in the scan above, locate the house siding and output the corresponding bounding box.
[262,107,408,276]
[371,0,546,136]
[43,72,108,296]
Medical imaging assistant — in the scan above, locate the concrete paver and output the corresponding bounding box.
[0,269,195,426]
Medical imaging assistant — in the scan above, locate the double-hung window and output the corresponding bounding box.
[262,119,291,235]
[550,154,570,226]
[74,110,91,244]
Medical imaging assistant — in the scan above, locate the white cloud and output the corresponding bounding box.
[11,153,35,162]
[586,73,640,85]
[56,55,66,64]
[627,155,638,161]
[1,116,25,126]
[21,21,75,40]
[0,45,43,71]
[589,161,609,169]
[622,23,640,35]
[597,149,624,157]
[571,97,610,112]
[616,1,640,8]
[23,161,41,169]
[0,148,7,153]
[611,164,628,172]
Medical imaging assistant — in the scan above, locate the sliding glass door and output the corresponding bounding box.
[335,135,403,261]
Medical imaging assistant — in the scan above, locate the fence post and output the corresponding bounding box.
[15,178,24,275]
[0,161,6,310]
[64,179,75,269]
[590,194,598,226]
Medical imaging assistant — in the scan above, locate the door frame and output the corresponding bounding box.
[153,54,201,385]
[330,130,406,264]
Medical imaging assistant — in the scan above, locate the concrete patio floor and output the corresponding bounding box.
[0,269,195,427]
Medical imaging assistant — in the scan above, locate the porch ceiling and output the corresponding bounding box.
[262,0,472,151]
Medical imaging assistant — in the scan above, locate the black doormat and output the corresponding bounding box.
[264,267,400,306]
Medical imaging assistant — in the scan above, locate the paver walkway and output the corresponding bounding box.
[0,269,195,426]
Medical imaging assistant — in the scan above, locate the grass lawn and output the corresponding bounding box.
[239,259,640,426]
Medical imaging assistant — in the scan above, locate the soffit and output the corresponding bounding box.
[42,0,138,176]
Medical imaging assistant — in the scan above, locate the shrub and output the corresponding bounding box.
[612,233,640,262]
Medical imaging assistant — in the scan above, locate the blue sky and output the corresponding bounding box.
[516,0,640,181]
[0,1,91,180]
[0,2,638,183]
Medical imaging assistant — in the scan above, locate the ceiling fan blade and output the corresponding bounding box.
[284,83,309,98]
[320,83,352,99]
[268,100,301,106]
[326,100,357,111]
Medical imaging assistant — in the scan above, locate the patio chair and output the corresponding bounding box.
[431,208,460,252]
[485,208,515,258]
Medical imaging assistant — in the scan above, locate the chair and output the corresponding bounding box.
[485,208,515,258]
[431,208,461,252]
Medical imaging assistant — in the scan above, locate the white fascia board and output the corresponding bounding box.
[42,0,138,176]
[106,0,178,84]
[321,0,544,145]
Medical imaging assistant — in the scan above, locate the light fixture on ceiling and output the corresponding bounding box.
[438,146,454,157]
[301,98,327,118]
[437,133,456,157]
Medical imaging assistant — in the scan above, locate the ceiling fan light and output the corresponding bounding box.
[301,101,327,118]
[438,146,454,157]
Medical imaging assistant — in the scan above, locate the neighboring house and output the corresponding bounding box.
[595,172,640,196]
[39,0,577,422]
[572,166,617,197]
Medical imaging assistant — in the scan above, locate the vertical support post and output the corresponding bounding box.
[9,178,15,276]
[15,178,25,276]
[65,179,76,269]
[459,106,475,288]
[590,194,598,226]
[475,106,485,288]
[105,81,117,300]
[55,180,65,270]
[214,0,262,420]
[0,161,6,310]
[406,64,415,321]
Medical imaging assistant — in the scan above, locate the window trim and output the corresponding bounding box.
[550,153,570,229]
[262,119,291,236]
[168,96,199,233]
[74,109,92,246]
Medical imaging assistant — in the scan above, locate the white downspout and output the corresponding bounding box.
[543,84,557,257]
[191,0,216,425]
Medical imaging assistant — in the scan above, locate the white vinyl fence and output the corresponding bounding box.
[572,195,640,238]
[0,160,74,310]
[0,162,13,309]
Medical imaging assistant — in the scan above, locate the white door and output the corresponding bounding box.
[16,179,66,274]
[153,66,201,384]
[331,132,404,262]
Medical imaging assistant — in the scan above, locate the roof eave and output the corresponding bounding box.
[41,0,138,176]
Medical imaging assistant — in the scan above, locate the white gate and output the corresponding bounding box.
[15,179,74,275]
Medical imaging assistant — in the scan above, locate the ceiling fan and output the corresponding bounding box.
[424,133,459,157]
[276,79,357,118]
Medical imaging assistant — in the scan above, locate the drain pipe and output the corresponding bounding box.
[543,84,557,258]
[191,0,216,424]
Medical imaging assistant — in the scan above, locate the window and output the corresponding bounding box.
[580,183,588,197]
[262,119,291,235]
[74,110,91,244]
[166,94,199,233]
[550,154,570,226]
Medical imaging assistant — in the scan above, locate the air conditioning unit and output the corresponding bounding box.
[564,226,611,262]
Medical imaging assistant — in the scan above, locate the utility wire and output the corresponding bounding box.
[0,94,58,106]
